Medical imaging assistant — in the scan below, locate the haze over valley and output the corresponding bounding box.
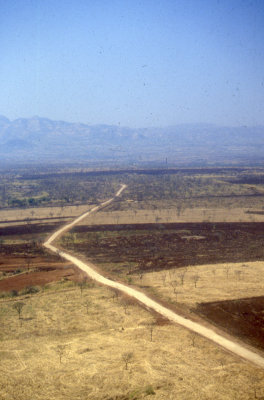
[1,115,264,166]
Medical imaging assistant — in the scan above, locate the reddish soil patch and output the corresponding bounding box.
[0,252,85,292]
[0,266,80,292]
[0,223,85,291]
[196,296,264,351]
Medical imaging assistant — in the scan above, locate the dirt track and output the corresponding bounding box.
[44,184,264,369]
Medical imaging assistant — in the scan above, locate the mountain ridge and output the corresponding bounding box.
[1,115,264,166]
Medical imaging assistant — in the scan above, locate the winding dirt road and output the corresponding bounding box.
[44,184,264,369]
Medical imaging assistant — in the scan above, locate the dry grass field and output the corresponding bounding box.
[135,261,264,307]
[0,204,94,228]
[79,205,264,225]
[1,281,264,400]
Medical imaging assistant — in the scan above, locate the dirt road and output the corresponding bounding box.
[44,184,264,369]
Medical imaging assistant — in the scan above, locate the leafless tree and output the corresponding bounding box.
[121,298,130,314]
[55,344,67,364]
[148,321,156,342]
[122,352,133,370]
[190,332,197,347]
[169,280,178,294]
[177,203,182,217]
[13,302,25,326]
[112,288,120,301]
[25,254,32,272]
[83,300,91,315]
[193,274,200,288]
[138,271,144,283]
[179,268,187,286]
[77,277,88,296]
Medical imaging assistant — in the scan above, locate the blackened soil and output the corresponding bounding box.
[68,222,264,274]
[0,222,66,237]
[196,296,264,351]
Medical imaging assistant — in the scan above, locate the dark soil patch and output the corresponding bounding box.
[196,296,264,351]
[0,222,65,236]
[64,222,264,274]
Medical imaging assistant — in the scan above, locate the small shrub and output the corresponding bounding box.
[22,286,40,295]
[14,269,22,275]
[11,290,18,297]
[145,385,155,395]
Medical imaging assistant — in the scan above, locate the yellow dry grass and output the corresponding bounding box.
[0,205,95,227]
[1,281,264,400]
[79,206,264,226]
[133,261,264,308]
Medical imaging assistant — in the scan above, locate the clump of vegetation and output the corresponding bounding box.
[21,286,40,295]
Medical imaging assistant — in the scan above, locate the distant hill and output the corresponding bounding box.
[0,115,264,166]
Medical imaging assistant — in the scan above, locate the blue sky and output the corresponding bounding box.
[0,0,264,127]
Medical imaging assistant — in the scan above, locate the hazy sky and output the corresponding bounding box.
[1,0,264,127]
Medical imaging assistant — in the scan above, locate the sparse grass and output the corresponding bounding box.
[81,205,264,225]
[135,261,264,308]
[0,281,264,399]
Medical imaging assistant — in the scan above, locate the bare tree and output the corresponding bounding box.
[25,254,32,272]
[193,274,200,288]
[169,280,178,294]
[112,288,120,301]
[83,300,91,315]
[138,271,144,283]
[177,203,182,217]
[13,302,25,326]
[122,352,133,370]
[77,277,88,296]
[179,268,187,286]
[121,298,130,315]
[55,344,67,364]
[190,332,197,347]
[147,321,156,342]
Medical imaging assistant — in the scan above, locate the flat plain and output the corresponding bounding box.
[1,166,264,399]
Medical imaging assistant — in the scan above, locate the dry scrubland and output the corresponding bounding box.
[1,281,264,400]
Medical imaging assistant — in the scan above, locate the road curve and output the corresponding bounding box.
[44,184,264,369]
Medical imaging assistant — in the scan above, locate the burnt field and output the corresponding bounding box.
[197,296,264,351]
[62,222,264,275]
[0,221,66,236]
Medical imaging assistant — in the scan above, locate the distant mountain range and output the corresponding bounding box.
[0,115,264,166]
